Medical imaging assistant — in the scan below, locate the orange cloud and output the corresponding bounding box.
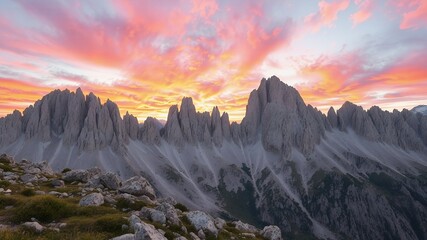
[296,47,427,113]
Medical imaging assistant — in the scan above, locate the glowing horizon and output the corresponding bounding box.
[0,0,426,122]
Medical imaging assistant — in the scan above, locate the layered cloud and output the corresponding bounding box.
[0,0,426,121]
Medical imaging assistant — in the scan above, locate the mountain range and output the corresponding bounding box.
[1,76,427,239]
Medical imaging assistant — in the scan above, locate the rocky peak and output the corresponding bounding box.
[411,105,427,115]
[163,97,232,146]
[327,107,338,128]
[124,112,139,140]
[178,97,198,143]
[0,88,131,152]
[337,101,380,141]
[241,76,326,156]
[163,105,184,146]
[211,107,222,146]
[139,117,162,145]
[0,110,22,146]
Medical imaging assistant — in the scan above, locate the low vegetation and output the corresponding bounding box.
[0,155,275,240]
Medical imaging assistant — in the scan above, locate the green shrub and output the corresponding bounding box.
[76,205,118,217]
[0,164,13,172]
[13,195,72,223]
[0,195,18,208]
[61,168,71,174]
[164,230,175,240]
[116,198,146,211]
[20,188,35,197]
[174,203,189,212]
[0,180,11,188]
[94,214,128,233]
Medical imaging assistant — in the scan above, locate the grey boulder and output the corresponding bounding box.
[119,176,155,199]
[79,193,104,206]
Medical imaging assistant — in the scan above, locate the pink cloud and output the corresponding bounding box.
[305,0,350,32]
[400,0,427,29]
[351,0,373,26]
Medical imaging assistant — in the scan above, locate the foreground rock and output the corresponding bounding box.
[0,154,14,164]
[99,172,121,190]
[261,225,283,240]
[186,211,218,236]
[111,233,135,240]
[79,192,104,206]
[119,176,156,199]
[62,167,101,183]
[22,222,44,233]
[134,222,167,240]
[233,220,258,233]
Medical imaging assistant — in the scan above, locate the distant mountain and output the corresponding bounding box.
[1,76,427,240]
[411,105,427,115]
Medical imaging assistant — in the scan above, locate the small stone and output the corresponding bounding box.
[233,220,258,233]
[25,167,41,174]
[20,174,38,183]
[186,211,217,236]
[104,195,117,204]
[134,222,167,240]
[51,179,65,187]
[198,229,206,239]
[261,225,282,240]
[99,172,121,190]
[129,215,143,232]
[189,232,201,240]
[35,190,46,195]
[110,233,135,240]
[214,218,226,229]
[241,233,256,238]
[79,193,104,206]
[48,191,61,196]
[121,224,129,231]
[22,222,44,233]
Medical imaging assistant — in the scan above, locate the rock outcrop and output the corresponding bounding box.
[119,176,156,199]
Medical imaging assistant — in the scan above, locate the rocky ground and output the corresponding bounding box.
[0,154,282,240]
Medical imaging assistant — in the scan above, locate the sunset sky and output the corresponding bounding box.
[0,0,426,122]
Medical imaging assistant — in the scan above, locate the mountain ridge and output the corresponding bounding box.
[1,76,427,240]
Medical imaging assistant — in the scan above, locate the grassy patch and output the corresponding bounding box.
[12,195,72,223]
[174,203,188,212]
[0,180,11,188]
[67,214,128,236]
[0,195,19,209]
[75,205,118,217]
[0,228,111,240]
[0,163,13,172]
[20,189,36,197]
[116,197,146,211]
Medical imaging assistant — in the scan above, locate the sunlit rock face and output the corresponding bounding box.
[1,76,427,240]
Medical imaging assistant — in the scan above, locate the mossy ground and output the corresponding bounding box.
[0,160,269,240]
